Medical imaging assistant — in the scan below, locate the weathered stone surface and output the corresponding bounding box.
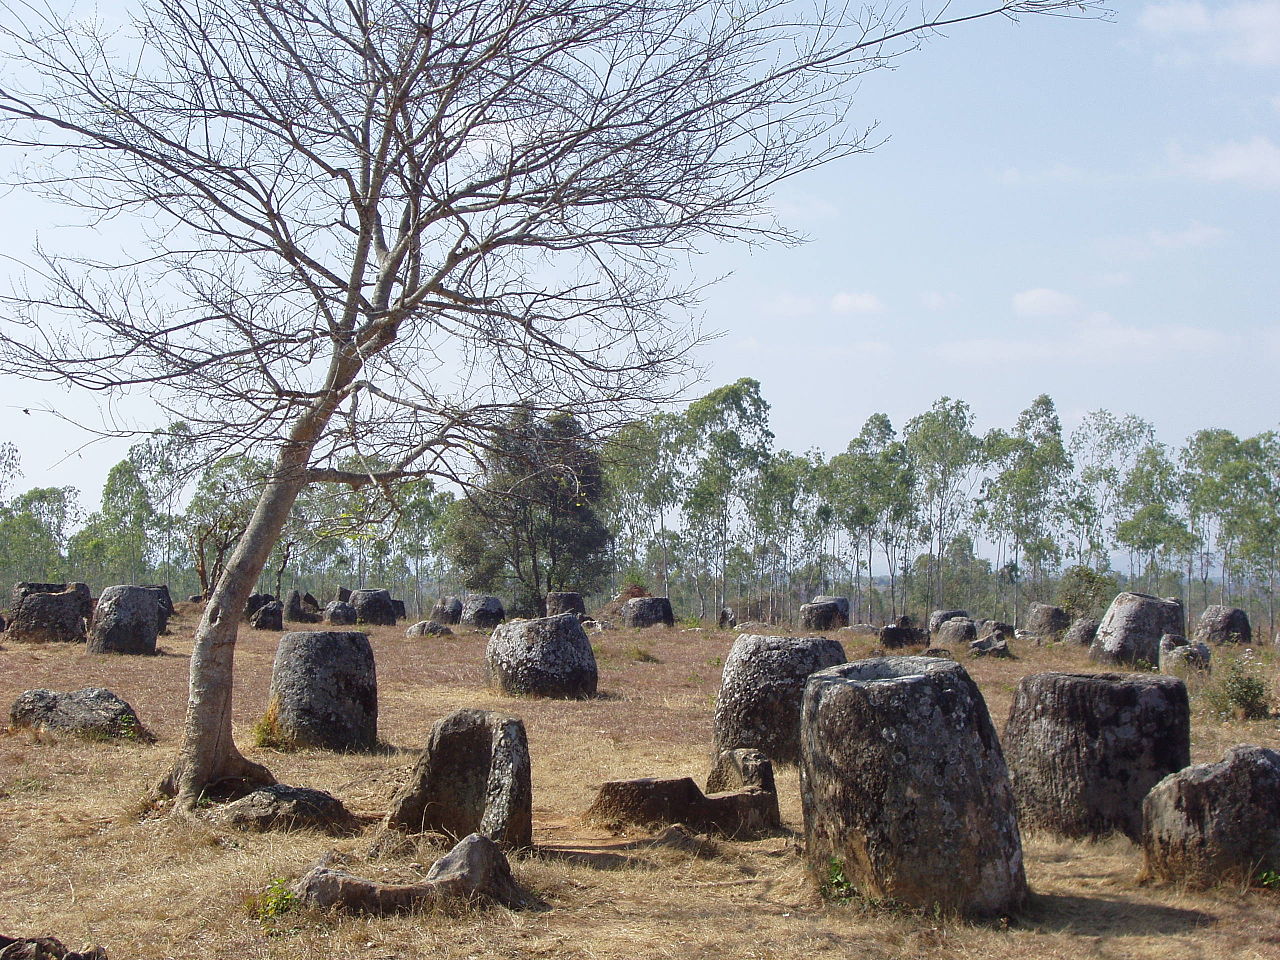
[250,600,284,631]
[878,618,925,649]
[936,617,977,646]
[486,613,597,699]
[431,596,463,624]
[969,635,1012,658]
[712,634,846,765]
[302,591,320,612]
[350,588,397,626]
[265,631,378,751]
[799,601,847,631]
[813,597,851,621]
[1064,617,1100,646]
[1161,638,1211,674]
[735,620,771,633]
[405,619,453,638]
[621,596,674,628]
[1003,671,1190,842]
[800,657,1026,917]
[138,584,174,633]
[10,687,149,741]
[927,609,968,635]
[336,586,351,603]
[87,585,159,655]
[717,606,736,629]
[1193,605,1251,645]
[292,833,528,913]
[1090,592,1185,666]
[285,590,320,623]
[922,646,953,658]
[212,784,357,834]
[12,581,91,619]
[1142,744,1280,886]
[705,747,777,797]
[384,709,532,848]
[838,623,879,637]
[0,934,108,960]
[462,595,506,629]
[323,600,357,625]
[545,591,586,617]
[243,592,276,620]
[391,598,406,621]
[585,776,779,838]
[1023,602,1070,640]
[7,587,88,644]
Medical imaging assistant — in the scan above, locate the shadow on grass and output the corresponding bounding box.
[1020,891,1215,936]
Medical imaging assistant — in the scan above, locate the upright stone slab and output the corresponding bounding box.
[1090,592,1184,666]
[712,634,846,765]
[545,591,586,617]
[286,590,320,623]
[799,601,846,631]
[244,593,276,620]
[1023,602,1070,640]
[1193,605,1251,645]
[266,631,378,751]
[7,586,89,643]
[462,595,506,629]
[800,657,1026,917]
[1142,744,1280,886]
[384,708,532,849]
[1002,672,1190,841]
[620,596,674,628]
[350,588,397,626]
[431,596,463,624]
[87,585,159,655]
[486,613,597,698]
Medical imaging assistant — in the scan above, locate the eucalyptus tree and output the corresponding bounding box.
[602,413,682,594]
[1067,410,1155,569]
[0,0,1108,804]
[0,483,79,585]
[1114,441,1193,592]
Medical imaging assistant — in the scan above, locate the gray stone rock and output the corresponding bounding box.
[7,586,88,643]
[391,598,406,621]
[285,589,320,623]
[336,586,351,603]
[838,623,879,637]
[486,613,597,698]
[717,606,736,629]
[10,687,148,741]
[813,596,851,621]
[928,609,969,635]
[138,584,174,633]
[250,599,283,631]
[621,596,674,628]
[213,784,356,834]
[735,620,771,633]
[323,600,358,625]
[585,775,780,838]
[0,934,108,960]
[87,585,159,655]
[799,601,847,631]
[302,591,320,612]
[1142,744,1280,886]
[243,592,276,620]
[405,619,453,638]
[431,596,463,624]
[1064,616,1100,646]
[878,619,925,648]
[705,747,778,796]
[801,657,1027,917]
[1158,634,1211,673]
[1023,602,1070,640]
[12,581,91,618]
[1003,671,1190,841]
[384,708,532,848]
[712,634,846,765]
[462,595,506,629]
[545,591,586,617]
[1193,605,1251,645]
[1090,592,1184,666]
[936,617,977,646]
[970,634,1012,658]
[265,631,378,751]
[350,588,397,626]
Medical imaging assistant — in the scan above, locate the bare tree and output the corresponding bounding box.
[0,0,1106,806]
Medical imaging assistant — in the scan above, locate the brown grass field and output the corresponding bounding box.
[3,605,1280,960]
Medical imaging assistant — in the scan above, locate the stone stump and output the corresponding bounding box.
[286,590,320,623]
[936,617,977,646]
[250,600,284,631]
[324,600,358,625]
[878,617,924,649]
[1023,602,1070,640]
[384,708,532,849]
[7,586,88,643]
[265,631,378,751]
[712,633,846,765]
[928,609,968,635]
[431,596,463,624]
[799,601,847,631]
[620,596,674,628]
[1090,592,1184,666]
[87,585,159,655]
[1193,605,1251,645]
[800,656,1027,917]
[1158,633,1211,674]
[350,588,397,626]
[1064,617,1099,646]
[1142,744,1280,885]
[585,775,779,839]
[545,591,586,618]
[1002,672,1190,841]
[462,596,506,629]
[486,613,597,698]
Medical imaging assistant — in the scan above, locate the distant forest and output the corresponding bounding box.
[2,379,1276,636]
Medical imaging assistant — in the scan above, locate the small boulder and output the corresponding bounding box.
[585,775,779,838]
[250,600,284,631]
[1023,602,1070,640]
[350,588,397,626]
[462,595,506,629]
[970,634,1012,658]
[302,591,320,612]
[621,596,675,628]
[10,687,149,741]
[1193,605,1251,645]
[717,606,737,629]
[928,609,969,635]
[545,591,586,617]
[799,601,846,631]
[243,592,276,620]
[813,596,851,621]
[405,620,453,638]
[0,935,107,960]
[212,784,357,835]
[1064,616,1100,646]
[486,614,597,698]
[431,596,464,624]
[87,585,159,655]
[323,600,358,625]
[1158,634,1211,674]
[705,747,778,797]
[936,617,977,646]
[6,587,88,644]
[878,618,924,648]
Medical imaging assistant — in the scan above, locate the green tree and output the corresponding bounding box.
[1114,442,1193,592]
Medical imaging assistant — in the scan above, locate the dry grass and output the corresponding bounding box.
[3,608,1280,959]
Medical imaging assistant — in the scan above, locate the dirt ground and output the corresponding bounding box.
[2,605,1280,960]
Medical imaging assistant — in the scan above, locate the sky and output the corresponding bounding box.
[1,1,1278,505]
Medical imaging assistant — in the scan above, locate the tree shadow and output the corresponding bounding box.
[1020,891,1216,936]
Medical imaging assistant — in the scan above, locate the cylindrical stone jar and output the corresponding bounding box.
[266,630,378,751]
[800,656,1027,917]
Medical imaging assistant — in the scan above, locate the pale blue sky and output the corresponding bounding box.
[1,1,1278,503]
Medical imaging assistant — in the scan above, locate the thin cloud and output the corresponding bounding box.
[1012,287,1079,318]
[830,291,885,315]
[1098,221,1228,260]
[1172,137,1280,189]
[1141,2,1280,67]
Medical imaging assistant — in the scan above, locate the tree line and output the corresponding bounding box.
[2,380,1275,635]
